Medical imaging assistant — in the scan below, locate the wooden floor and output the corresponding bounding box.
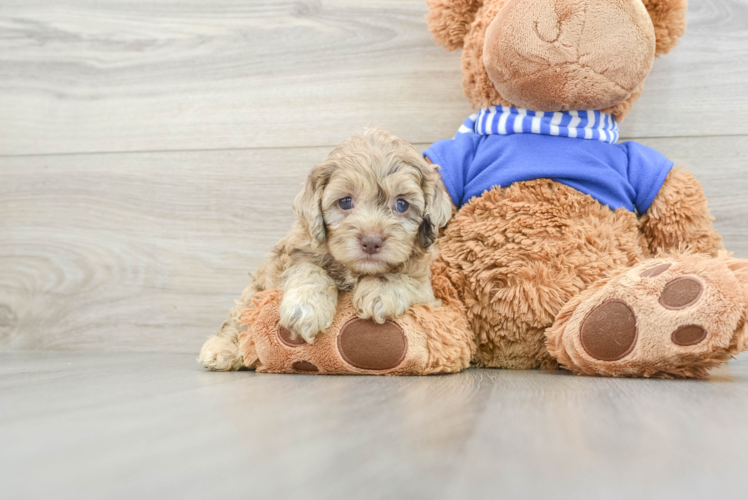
[3,350,748,499]
[2,1,748,498]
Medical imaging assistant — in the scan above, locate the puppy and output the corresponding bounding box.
[199,129,454,371]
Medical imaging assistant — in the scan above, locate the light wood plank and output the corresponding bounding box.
[0,0,747,156]
[2,351,748,499]
[1,135,746,353]
[445,353,748,499]
[621,0,748,139]
[0,146,328,352]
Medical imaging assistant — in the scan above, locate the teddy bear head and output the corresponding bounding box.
[426,0,687,121]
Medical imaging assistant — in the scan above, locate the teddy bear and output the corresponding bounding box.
[205,0,748,378]
[423,0,748,378]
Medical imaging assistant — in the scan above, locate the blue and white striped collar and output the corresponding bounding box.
[458,106,619,144]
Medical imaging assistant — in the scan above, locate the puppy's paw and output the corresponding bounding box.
[279,288,337,344]
[198,335,244,371]
[354,283,411,324]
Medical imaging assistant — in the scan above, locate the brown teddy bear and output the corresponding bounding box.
[424,0,748,378]
[203,0,748,378]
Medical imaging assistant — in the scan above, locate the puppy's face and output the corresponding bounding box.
[294,130,453,275]
[322,156,427,275]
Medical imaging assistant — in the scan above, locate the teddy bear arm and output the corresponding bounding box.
[639,168,724,257]
[425,0,483,51]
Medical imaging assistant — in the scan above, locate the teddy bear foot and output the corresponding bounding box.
[264,319,411,375]
[546,253,748,378]
[237,286,473,376]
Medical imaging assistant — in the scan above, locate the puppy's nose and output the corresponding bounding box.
[360,236,383,255]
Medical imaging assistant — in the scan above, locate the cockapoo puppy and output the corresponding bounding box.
[199,129,453,371]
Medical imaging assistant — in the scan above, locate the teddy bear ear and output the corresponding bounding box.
[426,0,483,51]
[642,0,688,55]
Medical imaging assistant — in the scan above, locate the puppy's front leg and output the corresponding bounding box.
[279,262,338,343]
[354,274,438,324]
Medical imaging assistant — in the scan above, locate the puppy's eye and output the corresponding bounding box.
[395,199,409,213]
[338,197,353,210]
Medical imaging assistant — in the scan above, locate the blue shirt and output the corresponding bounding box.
[423,132,673,214]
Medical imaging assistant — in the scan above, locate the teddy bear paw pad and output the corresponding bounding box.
[640,263,671,277]
[580,300,638,361]
[277,325,307,347]
[659,277,703,310]
[671,325,707,347]
[291,360,319,373]
[337,319,408,370]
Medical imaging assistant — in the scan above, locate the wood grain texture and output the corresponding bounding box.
[1,136,746,353]
[2,351,748,499]
[0,0,747,155]
[0,146,326,352]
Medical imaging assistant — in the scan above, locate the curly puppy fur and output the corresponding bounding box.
[199,129,453,371]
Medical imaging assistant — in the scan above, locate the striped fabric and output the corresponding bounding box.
[457,107,620,144]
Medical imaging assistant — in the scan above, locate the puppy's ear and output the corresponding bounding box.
[417,215,437,250]
[421,157,454,229]
[417,157,455,249]
[293,161,333,245]
[426,168,455,231]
